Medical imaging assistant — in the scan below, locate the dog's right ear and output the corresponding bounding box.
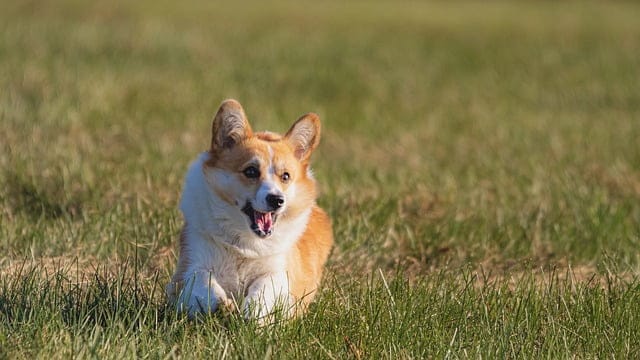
[211,99,253,152]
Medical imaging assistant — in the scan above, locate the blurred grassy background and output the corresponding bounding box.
[1,1,640,357]
[2,0,639,273]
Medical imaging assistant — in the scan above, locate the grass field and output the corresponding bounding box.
[2,0,640,358]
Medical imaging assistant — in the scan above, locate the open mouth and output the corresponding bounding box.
[242,202,278,238]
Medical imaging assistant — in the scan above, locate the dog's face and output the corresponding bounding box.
[203,100,320,239]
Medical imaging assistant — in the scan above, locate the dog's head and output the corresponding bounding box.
[203,99,320,239]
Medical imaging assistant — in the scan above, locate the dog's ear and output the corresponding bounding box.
[211,99,253,152]
[285,113,321,161]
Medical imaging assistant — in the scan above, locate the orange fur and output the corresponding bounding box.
[167,99,333,319]
[287,206,334,308]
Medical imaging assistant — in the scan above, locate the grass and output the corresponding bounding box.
[1,0,640,357]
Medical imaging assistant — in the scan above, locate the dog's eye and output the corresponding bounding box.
[243,166,260,179]
[281,172,290,182]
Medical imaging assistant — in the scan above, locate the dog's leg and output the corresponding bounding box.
[243,272,291,321]
[175,271,228,317]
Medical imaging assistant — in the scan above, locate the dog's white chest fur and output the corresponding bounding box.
[172,153,310,317]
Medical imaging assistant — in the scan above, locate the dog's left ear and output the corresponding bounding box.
[211,99,253,153]
[285,113,321,161]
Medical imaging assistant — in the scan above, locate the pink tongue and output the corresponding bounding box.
[254,211,273,233]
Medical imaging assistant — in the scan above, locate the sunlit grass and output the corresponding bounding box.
[1,0,640,357]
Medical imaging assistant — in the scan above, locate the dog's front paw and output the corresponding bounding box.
[171,272,229,317]
[243,273,292,322]
[171,290,220,317]
[219,296,239,315]
[192,294,220,314]
[242,296,269,320]
[243,293,293,324]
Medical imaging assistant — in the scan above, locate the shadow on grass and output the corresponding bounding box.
[0,259,163,328]
[0,258,251,334]
[3,170,83,220]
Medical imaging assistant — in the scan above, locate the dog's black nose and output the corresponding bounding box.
[266,194,285,209]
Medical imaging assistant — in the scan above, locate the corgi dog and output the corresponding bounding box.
[166,99,333,320]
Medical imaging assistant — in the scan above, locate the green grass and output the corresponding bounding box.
[1,0,640,358]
